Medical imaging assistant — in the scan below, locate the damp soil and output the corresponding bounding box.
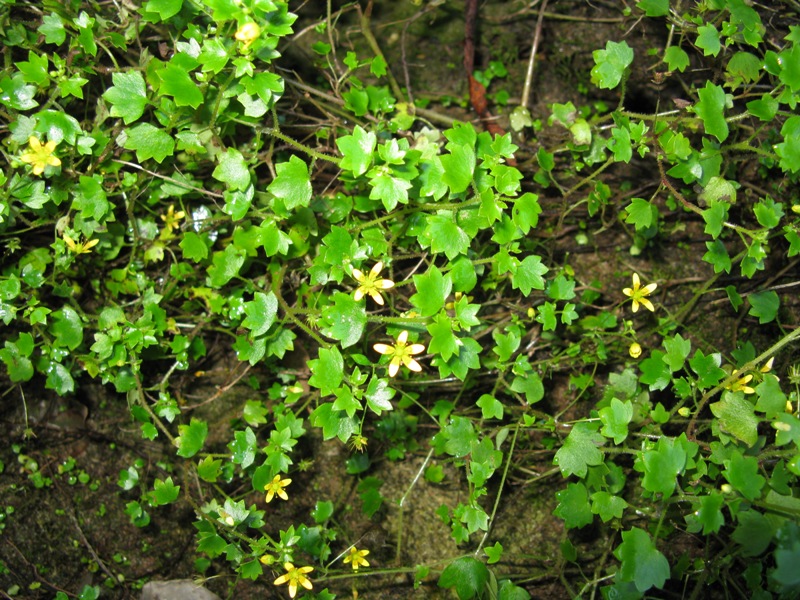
[0,1,787,599]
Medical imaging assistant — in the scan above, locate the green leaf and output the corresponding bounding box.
[425,213,470,260]
[753,196,784,228]
[45,361,75,395]
[150,476,180,506]
[242,292,278,337]
[369,170,411,211]
[591,41,634,89]
[440,144,476,194]
[747,93,779,121]
[50,306,83,350]
[624,197,657,231]
[72,175,110,222]
[207,245,245,288]
[319,292,366,348]
[554,421,604,478]
[512,192,541,234]
[38,13,66,45]
[710,391,759,447]
[158,63,203,108]
[308,346,344,397]
[590,491,628,522]
[176,418,208,458]
[755,374,787,420]
[696,23,721,57]
[748,290,779,324]
[776,116,800,174]
[510,372,544,404]
[477,394,503,420]
[662,333,691,372]
[636,0,668,16]
[598,397,633,444]
[332,386,361,418]
[702,201,729,238]
[664,46,689,72]
[180,231,209,262]
[641,436,686,497]
[690,492,725,535]
[732,510,775,557]
[613,527,670,592]
[213,148,251,192]
[724,452,765,501]
[268,155,312,210]
[229,427,257,468]
[694,82,729,142]
[365,376,395,415]
[427,314,459,361]
[554,482,594,529]
[122,123,175,163]
[410,265,452,317]
[688,350,726,389]
[512,255,548,296]
[242,400,269,427]
[103,71,148,124]
[17,51,49,86]
[0,73,38,111]
[547,274,576,301]
[438,557,490,600]
[336,125,376,177]
[143,0,183,21]
[310,402,358,443]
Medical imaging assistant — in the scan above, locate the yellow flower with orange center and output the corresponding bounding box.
[373,330,425,377]
[20,136,61,176]
[273,563,313,598]
[264,474,292,502]
[352,262,395,306]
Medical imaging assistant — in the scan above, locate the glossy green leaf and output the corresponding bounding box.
[45,361,75,395]
[591,40,634,89]
[440,144,475,194]
[724,452,765,501]
[229,427,257,468]
[268,155,312,210]
[122,123,175,163]
[438,556,490,600]
[308,346,344,397]
[554,421,604,478]
[336,125,376,177]
[510,372,544,404]
[425,213,470,260]
[598,398,633,444]
[213,147,251,191]
[176,418,208,458]
[207,245,246,288]
[242,292,278,337]
[410,265,452,317]
[641,436,686,497]
[748,290,779,324]
[103,71,148,124]
[50,306,83,350]
[158,63,203,108]
[143,0,183,21]
[710,391,759,447]
[694,82,729,142]
[511,255,548,296]
[150,476,180,505]
[365,376,395,415]
[319,292,366,348]
[590,491,627,522]
[554,482,594,529]
[613,527,670,592]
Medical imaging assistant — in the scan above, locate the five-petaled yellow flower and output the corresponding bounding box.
[273,563,313,598]
[264,474,292,503]
[64,234,99,255]
[352,262,395,306]
[20,136,61,176]
[343,546,370,571]
[622,273,657,313]
[235,22,261,47]
[629,342,642,359]
[161,204,185,233]
[373,330,425,377]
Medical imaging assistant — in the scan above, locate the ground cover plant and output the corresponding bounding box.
[2,0,800,598]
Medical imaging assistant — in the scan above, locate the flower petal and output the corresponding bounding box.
[407,343,426,355]
[388,358,401,377]
[373,343,393,355]
[354,288,366,301]
[639,298,655,312]
[631,300,640,313]
[352,269,365,283]
[643,283,658,294]
[631,273,641,288]
[397,330,409,344]
[403,357,422,372]
[370,261,384,276]
[368,290,385,305]
[622,287,633,297]
[377,279,395,290]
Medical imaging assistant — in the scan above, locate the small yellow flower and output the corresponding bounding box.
[259,554,276,566]
[373,330,426,378]
[273,563,313,598]
[622,273,657,313]
[629,342,642,359]
[20,136,61,176]
[343,546,370,571]
[160,204,185,234]
[264,474,292,503]
[352,261,395,306]
[64,234,99,255]
[235,21,261,47]
[726,371,754,394]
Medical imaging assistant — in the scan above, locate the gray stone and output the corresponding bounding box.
[140,580,221,600]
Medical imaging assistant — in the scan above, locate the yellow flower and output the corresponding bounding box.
[264,474,292,503]
[629,342,642,359]
[373,330,425,377]
[622,273,657,313]
[259,554,276,566]
[352,261,395,306]
[235,21,261,47]
[726,371,754,394]
[348,434,368,452]
[64,234,99,255]
[20,136,61,176]
[343,546,370,571]
[273,563,313,598]
[160,204,185,234]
